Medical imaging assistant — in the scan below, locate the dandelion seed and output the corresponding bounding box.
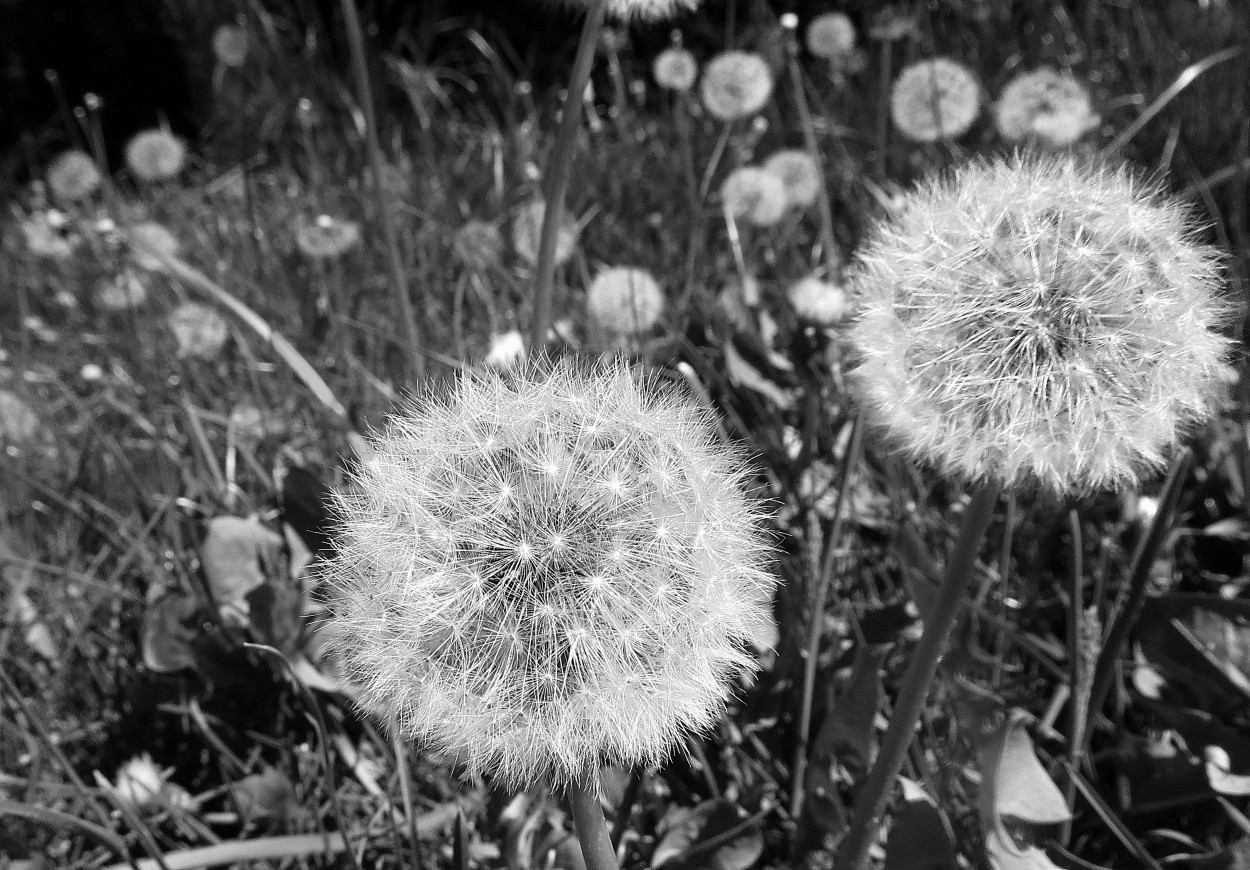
[512,200,578,268]
[296,214,361,259]
[700,51,773,121]
[789,275,849,325]
[805,12,856,60]
[0,390,39,444]
[845,153,1232,493]
[485,330,527,370]
[453,220,504,271]
[890,57,981,142]
[322,358,775,788]
[96,271,149,311]
[169,302,229,359]
[721,166,788,227]
[653,47,698,92]
[124,129,187,182]
[211,24,248,68]
[46,150,102,202]
[587,267,665,336]
[763,149,822,209]
[128,222,179,272]
[995,67,1100,148]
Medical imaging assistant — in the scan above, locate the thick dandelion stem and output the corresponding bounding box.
[835,481,1001,870]
[530,0,608,351]
[568,772,620,870]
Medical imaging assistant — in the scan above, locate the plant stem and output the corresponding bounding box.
[530,0,608,351]
[340,0,424,382]
[835,481,1001,870]
[568,772,620,870]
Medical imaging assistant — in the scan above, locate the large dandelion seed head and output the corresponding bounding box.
[700,51,773,121]
[322,358,775,788]
[763,149,822,209]
[805,12,856,60]
[995,68,1100,148]
[890,57,981,143]
[721,166,788,227]
[512,200,579,268]
[587,267,666,335]
[46,150,102,202]
[124,130,187,182]
[653,47,699,92]
[846,153,1233,494]
[552,0,699,20]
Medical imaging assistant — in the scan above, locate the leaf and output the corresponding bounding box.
[981,711,1072,826]
[231,767,298,829]
[141,589,205,673]
[813,643,888,780]
[652,799,761,870]
[723,340,796,411]
[1204,745,1250,796]
[883,778,956,870]
[201,516,283,613]
[985,825,1064,870]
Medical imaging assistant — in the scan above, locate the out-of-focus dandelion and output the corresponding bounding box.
[21,213,74,259]
[0,390,39,444]
[555,0,698,19]
[125,129,187,182]
[805,12,856,60]
[587,266,665,335]
[512,199,578,268]
[128,222,179,272]
[169,302,230,359]
[296,215,362,259]
[721,166,788,227]
[211,24,248,68]
[46,150,102,202]
[890,57,981,142]
[846,152,1232,493]
[995,67,1100,148]
[323,357,775,789]
[229,402,267,441]
[80,363,105,382]
[789,275,849,325]
[700,51,773,121]
[653,47,698,92]
[108,755,165,811]
[763,149,822,209]
[484,330,527,369]
[96,271,149,311]
[453,220,504,271]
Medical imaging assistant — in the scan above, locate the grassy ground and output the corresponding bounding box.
[3,0,1250,868]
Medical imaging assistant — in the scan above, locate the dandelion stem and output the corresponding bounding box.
[835,481,1000,870]
[530,0,608,351]
[340,0,424,382]
[568,772,620,870]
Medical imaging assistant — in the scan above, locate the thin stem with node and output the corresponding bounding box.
[530,0,608,351]
[835,481,1001,870]
[340,0,424,382]
[568,771,620,870]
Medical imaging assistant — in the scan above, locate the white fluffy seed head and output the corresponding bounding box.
[453,220,504,271]
[653,47,699,92]
[211,25,248,67]
[890,57,981,142]
[805,12,856,60]
[789,276,849,325]
[846,152,1233,495]
[322,358,775,788]
[124,130,187,182]
[296,215,361,259]
[96,271,149,311]
[46,150,102,202]
[763,149,822,209]
[995,68,1100,148]
[512,199,579,267]
[128,222,179,272]
[485,330,527,370]
[169,302,229,359]
[551,0,698,20]
[700,51,774,121]
[587,267,666,335]
[721,166,789,227]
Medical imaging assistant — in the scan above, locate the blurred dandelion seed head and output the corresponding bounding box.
[124,130,187,182]
[553,0,699,20]
[890,57,981,142]
[296,215,361,259]
[846,153,1233,494]
[96,271,149,311]
[128,222,180,272]
[46,150,102,202]
[453,220,504,271]
[721,166,788,227]
[169,302,229,359]
[805,12,857,60]
[763,149,822,209]
[700,51,773,121]
[995,68,1100,148]
[322,358,775,788]
[485,331,527,370]
[653,47,698,92]
[22,213,74,259]
[587,267,666,335]
[211,24,248,68]
[789,276,849,326]
[512,200,579,268]
[109,755,164,811]
[0,390,40,444]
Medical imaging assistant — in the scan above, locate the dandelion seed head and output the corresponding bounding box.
[763,149,822,209]
[721,166,788,227]
[485,330,527,370]
[845,153,1233,494]
[805,12,856,60]
[587,267,666,336]
[0,390,39,444]
[322,358,775,788]
[96,271,149,311]
[789,275,850,325]
[211,24,248,68]
[124,129,187,182]
[46,150,102,202]
[296,215,361,259]
[453,220,504,271]
[700,51,773,121]
[109,755,164,811]
[169,302,229,359]
[553,0,699,20]
[653,47,699,92]
[21,213,74,259]
[995,68,1100,148]
[512,200,579,268]
[128,222,179,272]
[890,57,981,142]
